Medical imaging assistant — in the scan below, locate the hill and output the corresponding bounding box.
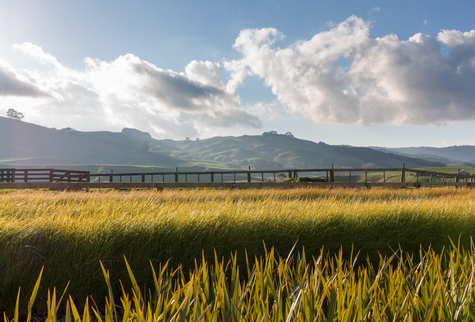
[374,146,475,164]
[0,117,226,171]
[162,132,445,169]
[0,118,445,171]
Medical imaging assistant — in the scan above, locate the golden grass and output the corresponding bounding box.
[1,187,475,314]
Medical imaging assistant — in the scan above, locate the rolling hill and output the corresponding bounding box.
[0,117,445,171]
[0,117,228,171]
[162,132,445,169]
[373,146,475,164]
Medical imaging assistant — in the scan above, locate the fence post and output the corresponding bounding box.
[211,172,214,183]
[365,171,367,183]
[175,168,178,183]
[110,169,113,183]
[288,171,292,179]
[247,166,251,182]
[49,170,53,182]
[12,169,15,182]
[142,174,145,183]
[401,163,405,183]
[330,164,334,182]
[0,169,3,182]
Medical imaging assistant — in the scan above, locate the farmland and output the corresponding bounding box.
[1,187,475,319]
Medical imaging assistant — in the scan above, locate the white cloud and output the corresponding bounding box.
[225,16,475,126]
[0,58,50,98]
[368,7,380,14]
[1,45,261,138]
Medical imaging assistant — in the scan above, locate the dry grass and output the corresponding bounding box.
[1,187,475,314]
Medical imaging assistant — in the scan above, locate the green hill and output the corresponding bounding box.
[0,117,226,171]
[0,118,445,172]
[377,146,475,164]
[163,132,445,169]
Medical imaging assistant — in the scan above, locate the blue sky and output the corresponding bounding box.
[0,0,474,147]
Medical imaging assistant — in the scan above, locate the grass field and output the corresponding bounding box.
[1,187,475,316]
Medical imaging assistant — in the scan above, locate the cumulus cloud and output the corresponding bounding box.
[0,59,49,98]
[225,15,475,126]
[2,44,261,138]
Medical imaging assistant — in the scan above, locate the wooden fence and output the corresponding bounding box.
[0,168,90,183]
[89,166,474,184]
[1,166,473,190]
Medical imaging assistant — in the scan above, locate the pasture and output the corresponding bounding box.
[1,187,475,319]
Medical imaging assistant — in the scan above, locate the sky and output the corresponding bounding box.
[0,0,474,147]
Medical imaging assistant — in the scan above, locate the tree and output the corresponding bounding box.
[7,109,24,121]
[284,132,295,138]
[277,173,287,181]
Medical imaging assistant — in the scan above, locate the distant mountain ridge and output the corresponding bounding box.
[0,117,445,171]
[372,146,475,165]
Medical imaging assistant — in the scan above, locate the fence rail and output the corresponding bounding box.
[88,166,474,184]
[0,169,90,183]
[1,166,473,189]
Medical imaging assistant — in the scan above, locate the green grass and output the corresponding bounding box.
[1,188,475,314]
[6,242,475,321]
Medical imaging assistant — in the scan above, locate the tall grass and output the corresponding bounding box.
[5,243,475,321]
[1,188,475,313]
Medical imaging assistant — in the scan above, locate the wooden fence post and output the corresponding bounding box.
[142,174,145,183]
[109,169,113,183]
[247,166,251,182]
[211,172,214,183]
[175,168,178,183]
[401,163,405,183]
